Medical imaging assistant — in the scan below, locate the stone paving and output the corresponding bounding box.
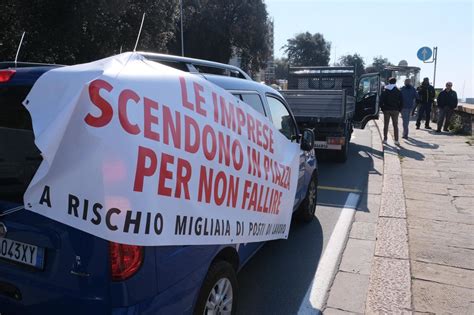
[365,121,411,314]
[324,118,474,314]
[399,120,474,314]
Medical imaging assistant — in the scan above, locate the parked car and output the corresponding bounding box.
[0,53,317,315]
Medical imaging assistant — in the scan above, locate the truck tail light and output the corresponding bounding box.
[0,70,16,83]
[327,137,345,145]
[109,242,143,281]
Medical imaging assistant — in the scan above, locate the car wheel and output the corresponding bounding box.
[194,261,238,315]
[297,175,318,222]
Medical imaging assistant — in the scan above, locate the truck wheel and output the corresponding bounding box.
[194,261,238,315]
[296,175,318,222]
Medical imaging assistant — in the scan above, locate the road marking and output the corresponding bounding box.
[316,202,356,209]
[318,185,362,193]
[298,192,360,314]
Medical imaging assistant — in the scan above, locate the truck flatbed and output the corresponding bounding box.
[281,89,355,122]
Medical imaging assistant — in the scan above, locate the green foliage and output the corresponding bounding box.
[0,0,179,64]
[274,57,288,80]
[366,56,393,77]
[167,0,270,73]
[283,32,331,66]
[449,112,464,134]
[338,53,365,76]
[0,0,270,71]
[371,56,392,71]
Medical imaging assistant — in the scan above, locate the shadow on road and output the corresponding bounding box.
[317,141,382,213]
[236,218,323,315]
[236,128,379,314]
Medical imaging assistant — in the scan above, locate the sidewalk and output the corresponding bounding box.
[368,119,474,314]
[394,120,474,314]
[324,119,474,314]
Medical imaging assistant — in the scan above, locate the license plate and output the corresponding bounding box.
[0,237,45,269]
[314,141,328,149]
[314,141,342,150]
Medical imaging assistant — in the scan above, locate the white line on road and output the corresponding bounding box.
[297,192,360,314]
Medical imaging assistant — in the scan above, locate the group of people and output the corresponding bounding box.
[380,77,458,145]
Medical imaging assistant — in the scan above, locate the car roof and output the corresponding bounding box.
[0,55,282,100]
[139,52,251,80]
[0,65,60,86]
[0,61,64,69]
[203,74,284,99]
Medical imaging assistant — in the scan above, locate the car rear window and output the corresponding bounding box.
[0,85,41,203]
[0,86,34,130]
[232,93,266,116]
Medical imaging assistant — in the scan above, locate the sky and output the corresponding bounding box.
[265,0,473,99]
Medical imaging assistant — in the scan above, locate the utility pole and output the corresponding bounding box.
[180,0,184,56]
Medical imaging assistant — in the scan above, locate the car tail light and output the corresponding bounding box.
[0,70,16,83]
[327,137,345,145]
[109,242,143,281]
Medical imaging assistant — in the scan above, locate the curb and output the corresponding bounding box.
[365,119,413,313]
[323,121,384,314]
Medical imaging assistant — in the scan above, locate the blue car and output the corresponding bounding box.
[0,54,318,315]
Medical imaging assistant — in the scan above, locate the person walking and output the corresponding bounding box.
[416,77,435,129]
[436,81,458,132]
[400,78,418,139]
[381,77,403,145]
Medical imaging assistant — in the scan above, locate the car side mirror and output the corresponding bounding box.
[300,129,314,151]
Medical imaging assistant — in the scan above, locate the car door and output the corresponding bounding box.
[353,73,381,129]
[265,94,306,207]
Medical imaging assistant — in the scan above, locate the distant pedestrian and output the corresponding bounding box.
[436,82,458,132]
[400,78,418,139]
[416,77,435,129]
[381,77,403,145]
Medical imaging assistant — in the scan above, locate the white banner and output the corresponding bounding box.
[23,53,300,246]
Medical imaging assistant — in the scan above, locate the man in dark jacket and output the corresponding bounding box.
[381,77,403,145]
[400,79,418,139]
[436,82,458,132]
[416,77,435,129]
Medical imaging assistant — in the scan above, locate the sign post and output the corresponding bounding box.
[433,47,438,89]
[417,46,438,88]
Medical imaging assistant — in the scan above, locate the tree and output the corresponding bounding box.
[366,56,393,73]
[0,0,179,64]
[167,0,270,73]
[364,56,394,80]
[274,57,288,80]
[1,0,270,72]
[283,32,331,66]
[338,53,365,76]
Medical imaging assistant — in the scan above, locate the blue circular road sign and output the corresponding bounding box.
[417,47,432,61]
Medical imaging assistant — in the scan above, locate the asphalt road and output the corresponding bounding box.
[236,126,377,315]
